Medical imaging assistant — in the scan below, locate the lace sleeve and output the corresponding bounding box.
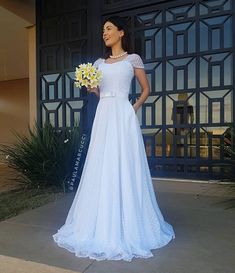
[93,58,103,69]
[129,54,145,69]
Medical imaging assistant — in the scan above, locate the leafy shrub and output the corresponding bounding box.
[0,122,80,192]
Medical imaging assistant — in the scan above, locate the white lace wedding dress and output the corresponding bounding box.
[53,54,175,262]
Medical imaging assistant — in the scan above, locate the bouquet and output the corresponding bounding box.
[74,62,102,89]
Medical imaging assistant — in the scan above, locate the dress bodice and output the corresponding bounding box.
[93,54,145,97]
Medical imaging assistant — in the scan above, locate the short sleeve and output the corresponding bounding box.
[129,54,145,69]
[93,58,103,69]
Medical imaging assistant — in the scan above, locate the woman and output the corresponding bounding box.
[53,15,175,262]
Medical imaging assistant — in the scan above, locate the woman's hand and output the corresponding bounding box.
[132,103,139,113]
[87,85,100,97]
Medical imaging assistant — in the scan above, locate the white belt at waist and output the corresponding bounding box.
[100,92,129,99]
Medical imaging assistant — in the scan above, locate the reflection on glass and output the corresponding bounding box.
[200,22,208,51]
[49,85,54,99]
[224,17,232,48]
[155,129,162,156]
[58,78,62,98]
[49,113,55,127]
[142,129,162,157]
[170,22,191,31]
[166,96,174,125]
[44,74,60,82]
[166,29,173,56]
[177,34,184,55]
[212,137,221,160]
[170,57,191,66]
[200,58,208,87]
[166,128,174,157]
[200,16,231,51]
[200,90,232,124]
[200,0,231,16]
[146,106,152,126]
[155,29,162,58]
[224,0,232,10]
[170,93,195,158]
[155,97,162,125]
[145,40,151,60]
[188,23,196,53]
[74,87,80,98]
[68,101,83,109]
[200,93,208,124]
[187,129,196,158]
[42,106,46,124]
[155,63,162,92]
[200,127,228,159]
[224,54,232,85]
[145,138,152,157]
[212,28,220,50]
[212,102,220,123]
[175,135,185,158]
[167,58,194,91]
[188,59,196,88]
[212,65,220,86]
[74,112,80,125]
[137,12,156,23]
[44,102,60,111]
[166,63,173,91]
[177,70,184,89]
[200,128,208,158]
[166,5,195,22]
[58,105,62,127]
[155,12,162,24]
[224,91,232,122]
[66,104,71,127]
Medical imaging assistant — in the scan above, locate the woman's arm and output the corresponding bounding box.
[132,68,150,113]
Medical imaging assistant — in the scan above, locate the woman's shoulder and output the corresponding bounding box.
[126,53,145,69]
[93,58,104,68]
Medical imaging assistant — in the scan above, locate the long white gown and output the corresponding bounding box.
[53,53,175,262]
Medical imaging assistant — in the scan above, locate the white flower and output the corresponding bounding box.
[64,139,69,143]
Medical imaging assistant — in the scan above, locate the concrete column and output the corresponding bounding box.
[27,24,37,128]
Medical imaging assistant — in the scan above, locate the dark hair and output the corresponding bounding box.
[102,16,133,59]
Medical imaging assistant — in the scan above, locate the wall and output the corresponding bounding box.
[0,78,29,144]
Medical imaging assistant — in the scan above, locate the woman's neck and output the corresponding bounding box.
[111,44,125,56]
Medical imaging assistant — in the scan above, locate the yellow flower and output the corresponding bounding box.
[89,66,96,74]
[74,63,103,90]
[83,70,90,78]
[81,79,89,87]
[89,74,97,83]
[75,70,83,81]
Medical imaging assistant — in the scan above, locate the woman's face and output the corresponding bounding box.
[103,21,124,48]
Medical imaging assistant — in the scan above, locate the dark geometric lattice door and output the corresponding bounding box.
[36,0,100,134]
[104,0,234,178]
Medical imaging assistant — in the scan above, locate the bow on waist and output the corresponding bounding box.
[100,92,129,99]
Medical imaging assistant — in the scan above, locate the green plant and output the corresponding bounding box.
[0,122,81,192]
[222,125,235,181]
